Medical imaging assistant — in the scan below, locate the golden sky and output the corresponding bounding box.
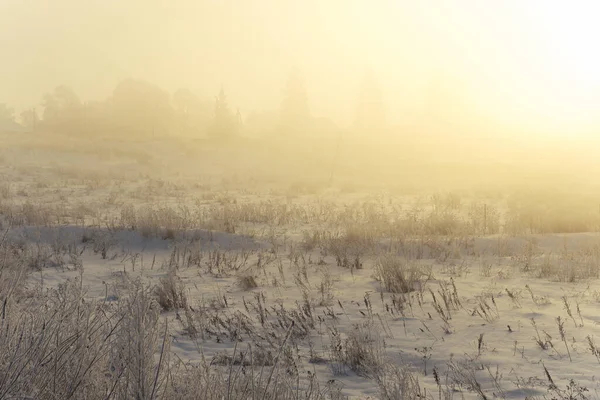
[1,0,599,136]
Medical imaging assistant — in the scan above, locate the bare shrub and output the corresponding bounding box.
[120,203,137,230]
[343,321,386,377]
[0,278,119,399]
[330,321,385,378]
[327,227,373,267]
[505,191,599,234]
[300,229,331,252]
[447,360,489,399]
[167,352,337,400]
[376,364,425,400]
[237,273,258,291]
[467,202,500,235]
[112,279,171,400]
[154,272,188,311]
[318,269,334,306]
[0,182,11,199]
[127,204,193,238]
[424,210,460,235]
[21,201,53,226]
[90,231,114,260]
[431,192,462,212]
[375,255,428,293]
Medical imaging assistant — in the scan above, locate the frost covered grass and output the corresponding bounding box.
[2,144,600,399]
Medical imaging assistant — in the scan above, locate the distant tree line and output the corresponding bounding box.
[2,71,389,141]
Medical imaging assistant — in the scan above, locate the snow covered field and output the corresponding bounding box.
[2,134,600,399]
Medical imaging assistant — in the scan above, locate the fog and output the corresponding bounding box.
[0,0,600,400]
[2,0,446,124]
[2,0,600,189]
[4,5,600,398]
[2,1,599,125]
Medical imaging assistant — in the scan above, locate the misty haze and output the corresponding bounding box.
[1,1,600,399]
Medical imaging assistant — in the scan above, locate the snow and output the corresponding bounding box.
[20,227,600,398]
[3,134,600,399]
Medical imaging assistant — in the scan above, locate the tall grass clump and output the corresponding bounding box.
[375,255,427,293]
[376,364,425,400]
[154,271,188,311]
[0,270,171,400]
[112,279,171,400]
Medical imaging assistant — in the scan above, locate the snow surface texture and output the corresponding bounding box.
[2,133,600,399]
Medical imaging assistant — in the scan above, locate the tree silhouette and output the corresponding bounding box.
[20,108,39,131]
[0,104,14,122]
[41,85,84,134]
[43,85,81,120]
[109,79,173,136]
[209,86,238,140]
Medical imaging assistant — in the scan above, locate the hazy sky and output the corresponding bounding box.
[2,0,600,133]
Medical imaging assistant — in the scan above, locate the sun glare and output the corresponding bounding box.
[485,2,600,136]
[531,3,600,111]
[534,2,600,85]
